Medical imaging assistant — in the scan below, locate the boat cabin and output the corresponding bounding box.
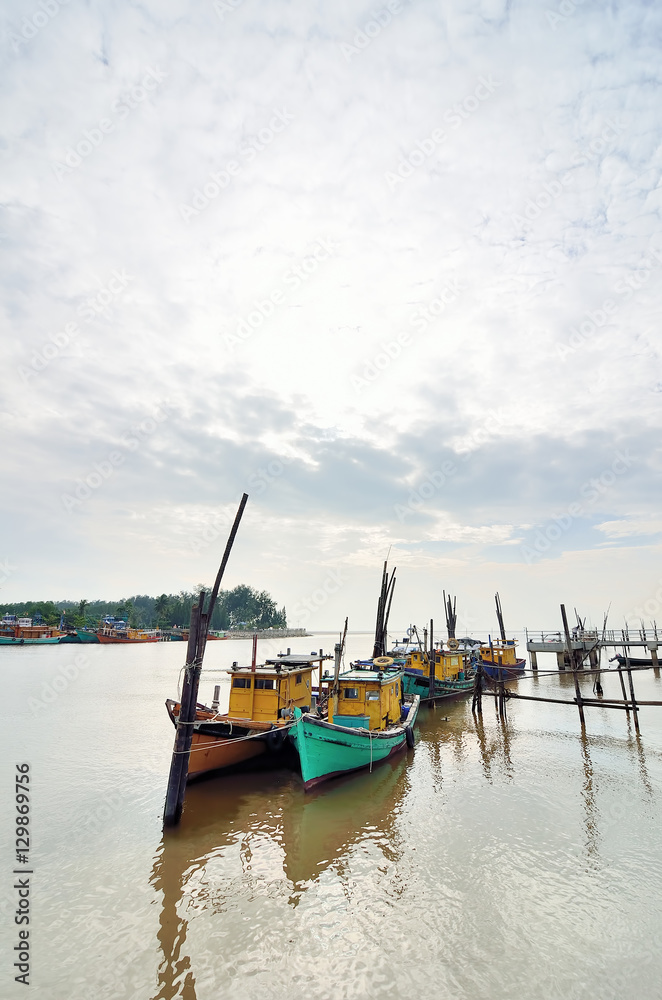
[327,668,404,731]
[0,614,59,639]
[406,649,466,680]
[479,638,519,666]
[226,654,322,723]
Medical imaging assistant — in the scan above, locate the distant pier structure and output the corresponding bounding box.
[526,625,659,670]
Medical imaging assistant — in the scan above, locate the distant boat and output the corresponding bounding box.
[610,654,657,668]
[96,616,160,643]
[479,638,526,680]
[97,631,160,643]
[0,635,62,645]
[290,664,420,791]
[0,613,65,644]
[74,629,100,643]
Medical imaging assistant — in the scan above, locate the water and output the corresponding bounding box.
[3,633,662,999]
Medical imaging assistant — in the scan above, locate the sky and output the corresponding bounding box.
[1,0,661,634]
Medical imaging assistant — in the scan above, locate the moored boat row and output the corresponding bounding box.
[166,635,420,792]
[163,569,526,799]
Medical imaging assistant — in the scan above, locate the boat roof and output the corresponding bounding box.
[333,668,403,684]
[264,653,331,666]
[227,658,319,675]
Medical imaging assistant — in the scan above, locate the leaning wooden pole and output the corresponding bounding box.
[471,659,483,715]
[163,493,248,828]
[495,592,506,642]
[561,603,585,726]
[372,562,388,659]
[625,656,641,735]
[428,618,435,700]
[380,567,397,655]
[560,604,575,672]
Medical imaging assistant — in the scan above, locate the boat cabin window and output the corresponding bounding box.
[295,673,302,685]
[342,687,359,700]
[366,691,380,701]
[255,678,274,690]
[232,677,251,688]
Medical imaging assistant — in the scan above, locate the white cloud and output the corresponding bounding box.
[596,519,662,539]
[1,0,661,625]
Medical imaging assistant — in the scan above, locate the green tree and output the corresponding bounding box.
[116,599,139,628]
[154,594,171,626]
[74,598,90,627]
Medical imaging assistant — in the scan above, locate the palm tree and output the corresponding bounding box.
[154,594,171,626]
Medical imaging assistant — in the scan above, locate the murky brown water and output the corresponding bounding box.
[3,633,662,999]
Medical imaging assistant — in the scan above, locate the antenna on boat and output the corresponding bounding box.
[163,493,249,829]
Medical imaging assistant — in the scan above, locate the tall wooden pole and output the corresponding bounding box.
[471,658,483,715]
[561,603,585,727]
[616,664,631,716]
[495,593,506,642]
[560,604,576,671]
[372,562,388,659]
[428,618,435,699]
[163,494,248,828]
[626,653,640,735]
[331,641,342,722]
[382,569,396,650]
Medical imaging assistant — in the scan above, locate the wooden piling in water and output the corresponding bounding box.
[428,618,435,700]
[498,678,506,721]
[471,660,483,715]
[626,662,641,734]
[616,665,631,715]
[163,493,248,829]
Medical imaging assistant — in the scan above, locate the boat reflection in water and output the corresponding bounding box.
[150,757,410,998]
[280,754,409,891]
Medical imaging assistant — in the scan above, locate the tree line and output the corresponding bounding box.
[0,585,287,631]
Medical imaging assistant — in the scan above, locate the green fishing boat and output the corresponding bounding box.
[0,635,62,645]
[289,641,420,791]
[75,628,100,643]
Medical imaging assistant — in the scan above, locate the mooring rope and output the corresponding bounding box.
[173,722,295,754]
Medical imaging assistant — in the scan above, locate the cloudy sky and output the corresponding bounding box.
[1,0,660,633]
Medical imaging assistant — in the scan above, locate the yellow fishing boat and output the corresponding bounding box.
[165,652,330,780]
[402,639,475,702]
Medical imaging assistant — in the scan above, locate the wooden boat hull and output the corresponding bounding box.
[611,655,657,668]
[74,629,100,643]
[0,636,62,645]
[481,658,526,680]
[165,700,290,779]
[403,669,474,702]
[289,696,420,791]
[97,634,159,643]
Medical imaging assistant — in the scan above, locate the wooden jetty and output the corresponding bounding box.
[472,603,661,737]
[525,623,659,670]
